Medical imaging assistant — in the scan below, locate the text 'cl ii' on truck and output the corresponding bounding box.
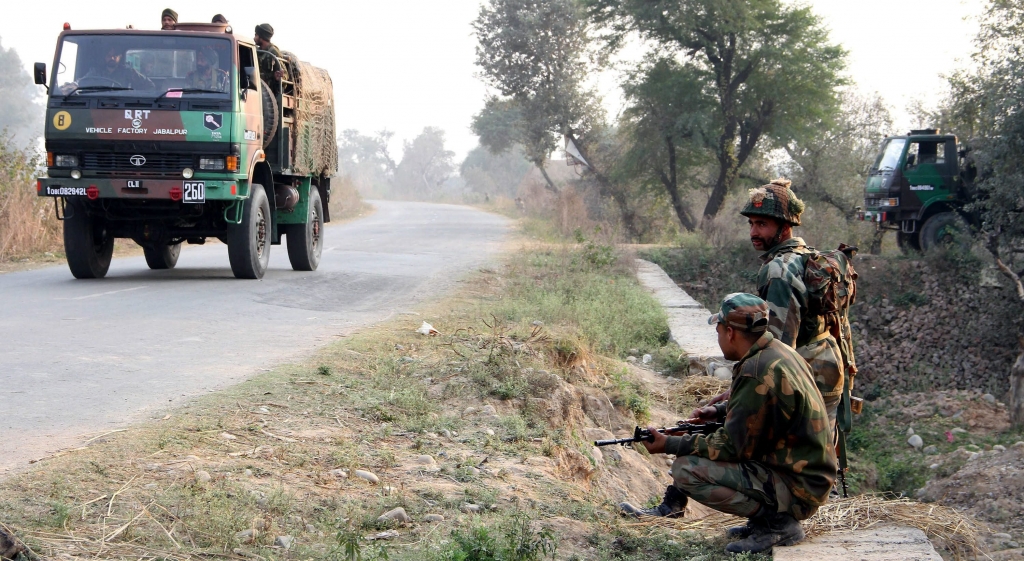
[34,21,338,279]
[859,128,979,253]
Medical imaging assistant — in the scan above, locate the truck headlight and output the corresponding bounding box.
[199,157,226,170]
[55,154,78,167]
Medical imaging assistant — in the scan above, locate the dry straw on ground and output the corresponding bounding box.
[628,494,984,560]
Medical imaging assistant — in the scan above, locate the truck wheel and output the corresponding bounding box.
[227,184,271,279]
[143,243,181,270]
[261,80,279,148]
[63,198,114,279]
[286,187,324,271]
[920,212,969,252]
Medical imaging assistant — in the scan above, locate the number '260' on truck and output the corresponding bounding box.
[33,21,338,279]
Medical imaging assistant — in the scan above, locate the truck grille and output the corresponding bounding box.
[81,153,195,176]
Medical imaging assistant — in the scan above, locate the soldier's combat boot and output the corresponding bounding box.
[619,485,687,518]
[724,516,767,539]
[725,512,805,554]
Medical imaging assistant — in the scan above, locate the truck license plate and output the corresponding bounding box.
[126,180,143,189]
[183,181,205,203]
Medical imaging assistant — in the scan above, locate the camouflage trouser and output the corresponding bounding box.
[670,455,815,521]
[797,333,844,435]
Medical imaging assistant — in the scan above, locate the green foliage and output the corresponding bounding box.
[586,0,847,222]
[461,144,533,198]
[603,530,770,561]
[935,1,1024,268]
[610,368,651,424]
[393,127,456,199]
[434,512,556,561]
[494,247,669,356]
[317,364,333,376]
[471,0,604,179]
[574,228,616,268]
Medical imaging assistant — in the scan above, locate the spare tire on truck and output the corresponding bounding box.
[261,80,279,148]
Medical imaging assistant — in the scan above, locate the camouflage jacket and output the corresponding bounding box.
[186,68,230,92]
[664,332,837,509]
[756,237,825,347]
[258,43,289,85]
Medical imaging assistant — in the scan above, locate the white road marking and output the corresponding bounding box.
[59,286,148,300]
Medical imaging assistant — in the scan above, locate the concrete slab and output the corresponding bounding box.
[635,259,725,371]
[773,525,942,561]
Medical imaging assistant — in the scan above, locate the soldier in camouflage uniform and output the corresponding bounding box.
[80,46,155,91]
[621,293,836,554]
[742,179,845,432]
[186,46,230,92]
[254,24,289,93]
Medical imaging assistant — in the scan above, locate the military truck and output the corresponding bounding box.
[34,21,337,279]
[859,129,978,252]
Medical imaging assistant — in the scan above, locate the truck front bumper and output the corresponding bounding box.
[36,177,248,201]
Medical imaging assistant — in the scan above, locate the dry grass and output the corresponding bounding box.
[629,494,984,560]
[0,139,61,261]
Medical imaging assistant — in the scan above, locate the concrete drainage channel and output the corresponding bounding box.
[634,259,944,560]
[634,259,732,379]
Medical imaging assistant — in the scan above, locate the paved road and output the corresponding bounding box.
[0,201,509,474]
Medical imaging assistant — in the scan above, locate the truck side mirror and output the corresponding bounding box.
[34,63,47,85]
[244,67,258,90]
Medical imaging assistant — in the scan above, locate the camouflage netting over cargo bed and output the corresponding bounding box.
[289,59,337,178]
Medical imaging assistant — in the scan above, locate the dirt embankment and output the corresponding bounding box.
[644,246,1024,401]
[851,256,1023,399]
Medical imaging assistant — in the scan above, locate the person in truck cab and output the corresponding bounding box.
[161,8,177,30]
[254,24,288,91]
[80,46,155,90]
[212,14,228,24]
[186,46,229,92]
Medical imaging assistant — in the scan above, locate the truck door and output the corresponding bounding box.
[900,138,956,218]
[238,44,262,171]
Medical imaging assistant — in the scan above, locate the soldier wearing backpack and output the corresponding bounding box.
[739,178,859,495]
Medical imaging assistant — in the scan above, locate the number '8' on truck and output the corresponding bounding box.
[34,21,338,279]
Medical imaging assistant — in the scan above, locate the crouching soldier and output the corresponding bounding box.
[620,293,836,553]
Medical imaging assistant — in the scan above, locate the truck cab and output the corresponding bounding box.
[861,129,972,251]
[35,22,335,279]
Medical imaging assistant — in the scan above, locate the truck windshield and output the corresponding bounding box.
[871,138,907,172]
[52,34,232,99]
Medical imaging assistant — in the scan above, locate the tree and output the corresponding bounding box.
[584,0,846,224]
[471,0,604,193]
[777,92,895,252]
[337,129,396,196]
[0,37,43,146]
[393,127,455,199]
[940,0,1024,426]
[619,58,715,231]
[461,144,533,198]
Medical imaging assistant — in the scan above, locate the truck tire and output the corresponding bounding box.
[285,187,323,271]
[143,243,181,270]
[920,212,968,252]
[227,184,271,279]
[63,198,114,279]
[261,80,279,149]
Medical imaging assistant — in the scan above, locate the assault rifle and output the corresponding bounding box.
[594,421,723,447]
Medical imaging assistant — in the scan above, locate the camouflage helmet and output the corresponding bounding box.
[708,293,769,333]
[740,178,806,226]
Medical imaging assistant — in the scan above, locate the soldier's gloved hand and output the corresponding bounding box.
[641,426,668,455]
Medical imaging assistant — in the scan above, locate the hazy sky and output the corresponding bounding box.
[1,1,983,160]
